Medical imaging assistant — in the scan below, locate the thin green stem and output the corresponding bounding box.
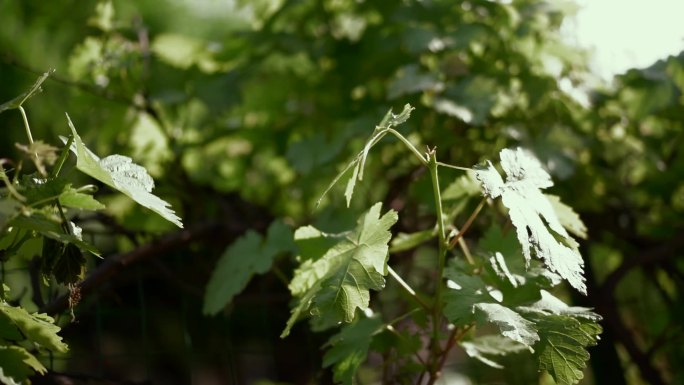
[50,135,74,178]
[386,128,427,165]
[18,106,34,145]
[427,148,448,384]
[0,162,25,202]
[387,266,430,311]
[436,161,471,171]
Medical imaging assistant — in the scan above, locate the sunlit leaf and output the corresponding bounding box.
[474,302,539,348]
[281,202,397,337]
[546,194,587,239]
[65,114,183,228]
[0,303,68,353]
[474,148,586,293]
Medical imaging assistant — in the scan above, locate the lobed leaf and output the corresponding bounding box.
[460,335,528,369]
[65,114,183,228]
[0,345,47,385]
[474,302,539,348]
[281,202,397,337]
[204,221,295,315]
[531,314,601,385]
[0,303,68,353]
[474,148,586,293]
[322,316,383,385]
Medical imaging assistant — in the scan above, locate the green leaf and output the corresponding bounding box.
[59,185,105,210]
[317,104,414,207]
[389,229,435,253]
[0,71,52,114]
[203,221,295,315]
[546,194,587,239]
[460,335,528,369]
[11,213,100,257]
[42,239,86,285]
[0,303,68,353]
[0,345,47,385]
[531,314,601,385]
[281,203,398,338]
[322,316,383,385]
[518,290,601,322]
[474,148,586,293]
[442,173,481,201]
[443,262,494,326]
[65,114,183,228]
[474,303,539,348]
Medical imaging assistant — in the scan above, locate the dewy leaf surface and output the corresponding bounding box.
[323,316,383,385]
[474,148,586,293]
[65,114,183,228]
[203,221,295,315]
[281,202,397,338]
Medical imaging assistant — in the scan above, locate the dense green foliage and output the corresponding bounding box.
[1,0,683,384]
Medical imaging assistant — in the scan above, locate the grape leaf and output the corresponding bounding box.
[64,114,183,228]
[0,303,67,353]
[530,314,601,385]
[518,290,601,322]
[0,345,46,385]
[322,316,383,385]
[203,221,295,315]
[59,185,105,210]
[281,202,398,338]
[460,335,528,369]
[546,194,587,239]
[443,262,495,326]
[474,148,586,293]
[317,104,414,207]
[474,303,539,348]
[0,71,51,114]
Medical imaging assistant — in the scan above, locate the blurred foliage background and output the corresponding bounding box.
[1,0,683,384]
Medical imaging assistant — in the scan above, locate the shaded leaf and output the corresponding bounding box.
[531,314,601,385]
[0,71,51,114]
[389,229,435,253]
[323,316,383,385]
[204,221,295,315]
[474,148,586,293]
[281,203,397,337]
[0,345,47,385]
[65,114,183,228]
[461,335,528,369]
[59,185,105,210]
[443,261,494,326]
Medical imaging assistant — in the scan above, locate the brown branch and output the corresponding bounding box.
[40,222,221,316]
